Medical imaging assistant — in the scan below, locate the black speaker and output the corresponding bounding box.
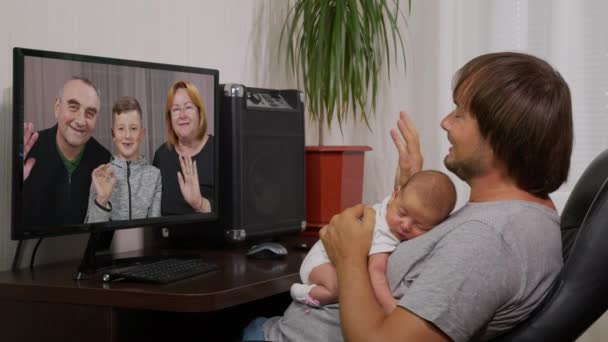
[217,84,306,242]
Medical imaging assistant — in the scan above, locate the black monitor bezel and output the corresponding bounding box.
[11,47,220,240]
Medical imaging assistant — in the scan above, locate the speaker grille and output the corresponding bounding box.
[241,109,304,229]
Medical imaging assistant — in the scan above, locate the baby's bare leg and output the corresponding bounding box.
[308,262,339,305]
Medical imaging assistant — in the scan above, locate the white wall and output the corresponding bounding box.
[0,0,14,270]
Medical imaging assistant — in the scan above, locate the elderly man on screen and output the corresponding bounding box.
[22,77,111,226]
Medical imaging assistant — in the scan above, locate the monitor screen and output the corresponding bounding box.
[12,47,220,240]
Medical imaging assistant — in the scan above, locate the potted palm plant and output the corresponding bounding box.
[282,0,408,234]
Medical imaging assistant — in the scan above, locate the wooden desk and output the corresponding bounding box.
[0,236,315,342]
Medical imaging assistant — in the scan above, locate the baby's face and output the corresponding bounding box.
[112,110,144,161]
[385,188,444,241]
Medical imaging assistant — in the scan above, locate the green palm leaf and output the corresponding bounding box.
[282,0,408,136]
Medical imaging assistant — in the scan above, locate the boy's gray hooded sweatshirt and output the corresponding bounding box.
[85,157,162,223]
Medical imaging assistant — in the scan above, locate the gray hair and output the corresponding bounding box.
[57,76,101,99]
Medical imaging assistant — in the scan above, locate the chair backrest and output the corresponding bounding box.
[492,149,608,342]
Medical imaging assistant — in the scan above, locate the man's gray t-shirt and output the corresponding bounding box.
[264,200,562,342]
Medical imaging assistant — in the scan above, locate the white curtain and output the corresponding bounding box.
[313,0,607,217]
[433,0,608,213]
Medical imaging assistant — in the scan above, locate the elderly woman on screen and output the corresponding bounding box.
[153,80,214,215]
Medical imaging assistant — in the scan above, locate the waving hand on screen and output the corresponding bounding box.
[23,122,39,181]
[91,163,116,208]
[178,153,211,213]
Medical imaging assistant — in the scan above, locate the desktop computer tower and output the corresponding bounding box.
[217,84,306,242]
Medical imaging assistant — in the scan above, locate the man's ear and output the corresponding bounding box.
[141,127,146,139]
[54,97,60,120]
[111,128,115,139]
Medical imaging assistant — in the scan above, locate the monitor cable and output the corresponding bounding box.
[30,238,43,270]
[11,240,24,272]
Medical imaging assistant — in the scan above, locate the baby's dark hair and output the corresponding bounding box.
[398,170,457,222]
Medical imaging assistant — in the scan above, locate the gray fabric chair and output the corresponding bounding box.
[492,149,608,341]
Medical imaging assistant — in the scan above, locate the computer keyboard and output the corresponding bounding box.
[104,258,220,284]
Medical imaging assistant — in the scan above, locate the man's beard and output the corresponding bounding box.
[444,150,488,181]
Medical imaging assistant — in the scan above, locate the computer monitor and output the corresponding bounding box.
[11,47,220,277]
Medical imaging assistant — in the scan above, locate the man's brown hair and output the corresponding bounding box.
[452,52,573,197]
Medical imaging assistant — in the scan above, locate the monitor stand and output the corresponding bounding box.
[73,231,115,280]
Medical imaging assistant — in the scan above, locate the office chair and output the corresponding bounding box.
[492,149,608,342]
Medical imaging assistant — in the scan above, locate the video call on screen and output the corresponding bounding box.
[19,54,216,231]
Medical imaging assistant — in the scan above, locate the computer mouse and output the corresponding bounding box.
[246,242,288,260]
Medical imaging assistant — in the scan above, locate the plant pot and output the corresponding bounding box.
[304,145,373,236]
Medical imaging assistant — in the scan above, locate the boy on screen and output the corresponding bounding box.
[85,96,162,223]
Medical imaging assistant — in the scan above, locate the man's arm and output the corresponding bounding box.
[320,205,449,342]
[368,253,398,314]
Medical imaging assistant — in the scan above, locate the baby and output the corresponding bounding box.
[291,170,456,313]
[85,96,162,222]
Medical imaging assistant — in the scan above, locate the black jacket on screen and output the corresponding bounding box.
[22,124,111,227]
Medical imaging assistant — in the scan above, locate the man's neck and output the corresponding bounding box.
[56,134,83,161]
[467,171,556,210]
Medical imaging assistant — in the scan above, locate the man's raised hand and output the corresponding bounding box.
[390,111,423,189]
